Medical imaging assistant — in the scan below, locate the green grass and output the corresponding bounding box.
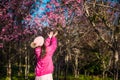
[0,75,113,80]
[55,75,112,80]
[0,66,113,80]
[0,73,112,80]
[55,75,113,80]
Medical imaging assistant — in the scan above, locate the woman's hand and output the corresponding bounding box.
[53,31,58,37]
[48,31,58,38]
[48,31,53,38]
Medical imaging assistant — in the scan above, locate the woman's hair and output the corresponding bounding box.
[38,27,56,58]
[40,45,46,58]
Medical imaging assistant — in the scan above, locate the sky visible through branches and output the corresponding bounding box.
[23,0,119,28]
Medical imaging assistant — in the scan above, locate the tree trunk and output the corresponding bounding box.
[18,49,22,76]
[74,54,79,78]
[7,45,12,80]
[113,51,119,80]
[25,51,29,79]
[18,41,23,76]
[113,26,119,80]
[7,59,11,80]
[54,61,60,80]
[25,46,30,79]
[64,54,69,80]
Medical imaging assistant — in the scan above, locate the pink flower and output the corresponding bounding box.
[2,28,6,32]
[0,43,3,48]
[76,0,81,3]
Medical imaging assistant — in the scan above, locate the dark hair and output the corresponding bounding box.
[40,45,46,58]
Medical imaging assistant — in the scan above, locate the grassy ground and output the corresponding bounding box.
[56,75,112,80]
[0,74,113,80]
[0,66,113,80]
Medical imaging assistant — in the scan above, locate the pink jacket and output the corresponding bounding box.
[34,37,57,76]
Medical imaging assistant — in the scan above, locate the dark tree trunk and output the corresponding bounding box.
[113,51,119,80]
[7,45,12,80]
[7,59,12,80]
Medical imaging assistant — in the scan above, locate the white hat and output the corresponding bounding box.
[30,36,44,48]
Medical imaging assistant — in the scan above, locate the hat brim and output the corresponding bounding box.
[30,42,36,48]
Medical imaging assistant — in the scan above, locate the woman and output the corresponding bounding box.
[30,31,58,80]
